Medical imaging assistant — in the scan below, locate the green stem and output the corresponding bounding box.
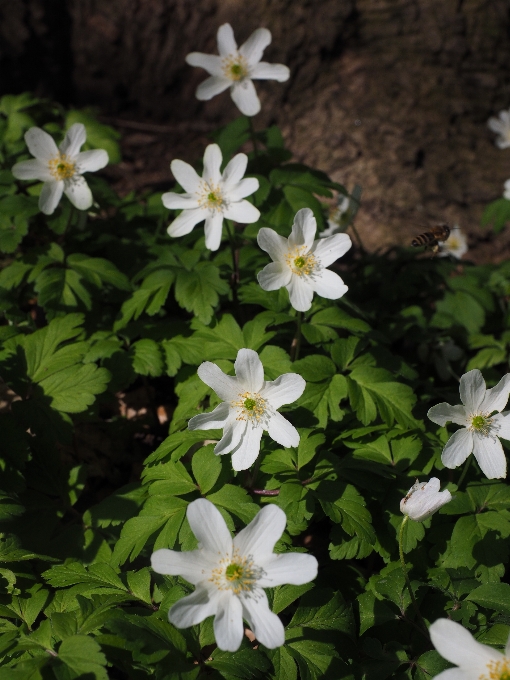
[456,456,471,490]
[290,312,303,361]
[398,516,429,637]
[248,117,259,157]
[224,220,239,305]
[349,221,366,253]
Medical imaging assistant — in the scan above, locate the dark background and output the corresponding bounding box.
[2,0,510,260]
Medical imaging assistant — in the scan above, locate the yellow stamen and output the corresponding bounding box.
[231,392,267,423]
[480,658,510,680]
[198,182,224,213]
[222,54,249,81]
[209,550,262,595]
[285,246,319,277]
[470,413,492,436]
[48,154,76,181]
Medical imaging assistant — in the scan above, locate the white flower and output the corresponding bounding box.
[430,618,510,680]
[504,179,510,200]
[400,478,452,522]
[427,369,510,479]
[186,23,290,117]
[11,124,108,215]
[320,195,351,238]
[151,498,318,652]
[488,108,510,149]
[438,227,468,260]
[162,143,260,251]
[257,208,352,312]
[188,348,305,471]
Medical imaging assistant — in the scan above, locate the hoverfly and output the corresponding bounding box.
[411,223,451,255]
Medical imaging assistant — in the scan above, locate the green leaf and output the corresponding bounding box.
[192,445,222,495]
[466,583,510,615]
[174,262,229,324]
[66,109,121,164]
[290,589,354,635]
[38,362,110,412]
[56,634,108,680]
[481,197,510,233]
[67,254,131,290]
[130,338,163,376]
[357,591,396,634]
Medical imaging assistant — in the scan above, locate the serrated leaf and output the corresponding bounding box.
[130,338,163,377]
[56,634,108,680]
[174,262,229,324]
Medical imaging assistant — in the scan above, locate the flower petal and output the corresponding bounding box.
[429,619,502,671]
[288,208,317,250]
[231,79,261,117]
[186,52,223,76]
[479,373,510,414]
[401,478,452,521]
[11,159,53,182]
[257,227,289,263]
[472,433,507,479]
[441,428,473,469]
[267,411,300,448]
[493,412,510,440]
[187,498,233,555]
[170,159,202,194]
[239,28,271,67]
[234,504,286,559]
[214,592,244,652]
[196,76,231,101]
[228,177,259,201]
[261,373,306,408]
[221,153,247,188]
[60,123,86,157]
[231,425,263,471]
[188,401,230,431]
[203,144,222,186]
[312,269,348,300]
[287,276,314,312]
[427,403,469,427]
[434,669,478,680]
[250,62,290,82]
[151,548,214,584]
[241,590,285,649]
[459,369,486,412]
[64,176,93,210]
[214,419,246,456]
[167,207,206,237]
[258,553,318,587]
[39,181,64,215]
[217,23,237,57]
[197,361,239,401]
[204,212,224,251]
[257,262,292,291]
[312,233,352,268]
[25,127,59,161]
[234,348,264,393]
[76,149,109,173]
[223,199,260,224]
[162,192,200,210]
[169,584,222,628]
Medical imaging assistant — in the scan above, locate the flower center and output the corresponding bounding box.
[480,658,510,680]
[470,413,492,436]
[48,154,76,181]
[198,182,226,213]
[222,54,249,81]
[231,391,270,425]
[209,550,264,596]
[285,246,321,278]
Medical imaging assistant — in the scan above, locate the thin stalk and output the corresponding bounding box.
[398,516,429,638]
[290,312,303,361]
[456,456,471,490]
[248,117,259,157]
[224,220,239,305]
[349,221,366,253]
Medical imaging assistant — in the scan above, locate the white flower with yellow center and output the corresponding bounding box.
[11,124,108,215]
[162,143,260,251]
[186,23,290,116]
[430,619,510,680]
[257,208,352,312]
[428,369,510,479]
[151,499,318,652]
[488,108,510,149]
[400,478,452,522]
[188,348,305,471]
[438,226,468,259]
